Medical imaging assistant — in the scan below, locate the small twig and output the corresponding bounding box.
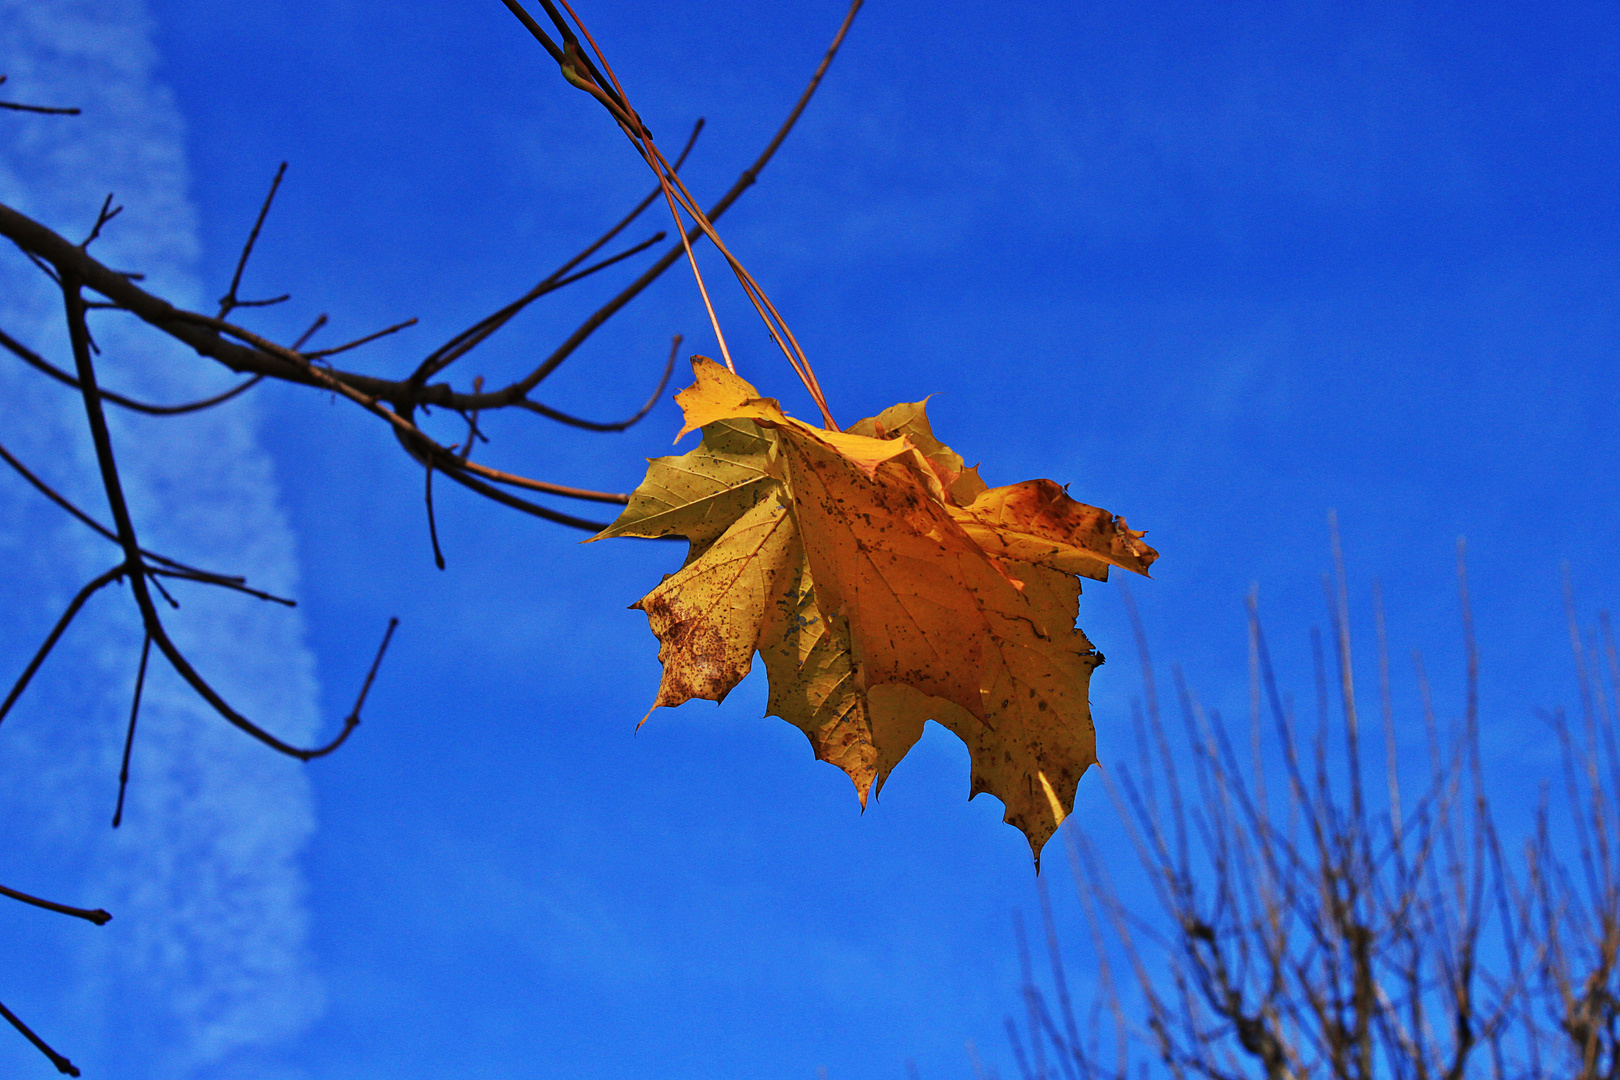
[551,117,703,282]
[292,312,328,350]
[348,618,400,725]
[516,333,678,432]
[229,293,290,309]
[430,456,615,531]
[217,162,287,319]
[0,435,122,543]
[0,100,81,115]
[451,460,628,503]
[0,997,80,1076]
[424,460,446,570]
[147,570,180,608]
[302,316,417,360]
[407,228,667,389]
[555,231,666,290]
[148,567,296,607]
[497,0,567,64]
[458,376,486,463]
[112,632,152,827]
[0,882,110,926]
[0,76,80,116]
[0,437,270,591]
[22,248,61,283]
[79,193,122,249]
[0,565,126,728]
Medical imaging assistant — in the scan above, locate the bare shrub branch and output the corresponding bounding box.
[1005,544,1616,1080]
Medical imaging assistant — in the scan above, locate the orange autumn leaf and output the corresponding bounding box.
[594,359,1158,862]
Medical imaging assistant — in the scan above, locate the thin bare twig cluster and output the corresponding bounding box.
[998,537,1619,1080]
[0,4,859,1071]
[500,0,852,428]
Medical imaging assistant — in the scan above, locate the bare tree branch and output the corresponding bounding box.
[0,9,865,1072]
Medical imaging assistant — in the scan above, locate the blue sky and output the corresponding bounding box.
[1,0,1617,1077]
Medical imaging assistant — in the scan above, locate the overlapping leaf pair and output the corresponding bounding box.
[594,360,1157,860]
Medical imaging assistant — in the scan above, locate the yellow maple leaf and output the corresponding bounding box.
[595,359,1158,862]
